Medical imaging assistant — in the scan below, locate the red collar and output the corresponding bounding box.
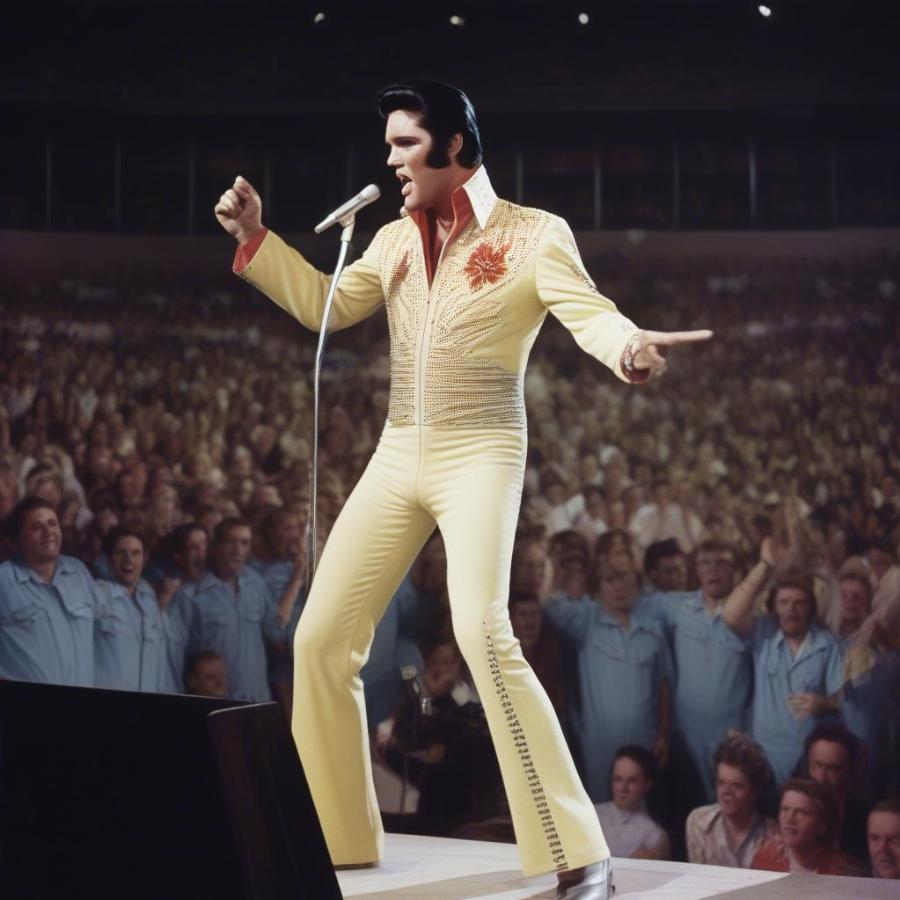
[409,184,475,286]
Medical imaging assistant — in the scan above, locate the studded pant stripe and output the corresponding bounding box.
[485,629,568,871]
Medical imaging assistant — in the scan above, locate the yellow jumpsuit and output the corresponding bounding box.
[236,165,642,877]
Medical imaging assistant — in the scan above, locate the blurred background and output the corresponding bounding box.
[1,0,899,875]
[3,0,899,235]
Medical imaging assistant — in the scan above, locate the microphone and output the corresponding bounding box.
[314,184,381,234]
[400,666,432,719]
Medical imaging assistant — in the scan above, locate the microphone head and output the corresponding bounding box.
[314,183,382,234]
[400,666,418,682]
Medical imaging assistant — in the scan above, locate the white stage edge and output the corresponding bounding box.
[336,834,893,899]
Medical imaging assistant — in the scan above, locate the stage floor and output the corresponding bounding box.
[336,833,892,899]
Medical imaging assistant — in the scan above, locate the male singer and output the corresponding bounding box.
[215,81,711,899]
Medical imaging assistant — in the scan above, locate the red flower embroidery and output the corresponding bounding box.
[387,251,410,296]
[464,241,511,291]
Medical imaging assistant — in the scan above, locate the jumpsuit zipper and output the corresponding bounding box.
[414,236,451,479]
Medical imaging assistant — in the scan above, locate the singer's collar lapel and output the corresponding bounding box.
[461,165,497,231]
[402,165,497,232]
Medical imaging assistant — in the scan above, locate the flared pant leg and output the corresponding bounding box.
[293,423,609,876]
[291,427,435,866]
[421,426,610,878]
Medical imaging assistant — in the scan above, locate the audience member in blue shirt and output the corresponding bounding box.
[405,536,451,648]
[509,590,567,722]
[545,556,673,802]
[0,497,98,686]
[257,508,307,718]
[186,517,278,702]
[94,526,169,692]
[642,539,688,597]
[362,571,426,730]
[652,541,753,802]
[160,522,208,691]
[723,545,843,787]
[511,536,551,602]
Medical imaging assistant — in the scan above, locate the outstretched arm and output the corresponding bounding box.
[626,329,714,380]
[543,595,594,645]
[535,217,712,381]
[215,176,385,332]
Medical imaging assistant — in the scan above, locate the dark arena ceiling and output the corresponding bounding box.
[3,0,899,114]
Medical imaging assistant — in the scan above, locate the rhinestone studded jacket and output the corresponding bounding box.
[237,170,642,427]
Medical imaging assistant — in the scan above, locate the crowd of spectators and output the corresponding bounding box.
[0,244,898,877]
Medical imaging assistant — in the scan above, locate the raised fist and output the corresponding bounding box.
[214,175,264,245]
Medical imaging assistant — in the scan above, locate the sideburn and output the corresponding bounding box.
[425,139,453,169]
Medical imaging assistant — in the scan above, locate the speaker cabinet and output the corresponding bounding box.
[0,680,341,900]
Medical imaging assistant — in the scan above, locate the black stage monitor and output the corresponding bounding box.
[0,680,341,900]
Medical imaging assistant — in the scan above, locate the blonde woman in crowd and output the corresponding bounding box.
[842,567,900,799]
[827,559,875,648]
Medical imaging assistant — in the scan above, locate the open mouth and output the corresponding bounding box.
[398,174,412,196]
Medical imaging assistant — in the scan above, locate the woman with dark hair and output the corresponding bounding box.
[752,778,863,875]
[214,79,710,897]
[686,732,777,867]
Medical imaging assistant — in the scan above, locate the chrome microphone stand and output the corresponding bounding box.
[307,215,355,590]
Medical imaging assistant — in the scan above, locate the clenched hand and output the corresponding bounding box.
[214,175,265,245]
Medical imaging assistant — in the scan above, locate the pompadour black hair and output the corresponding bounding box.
[376,80,483,169]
